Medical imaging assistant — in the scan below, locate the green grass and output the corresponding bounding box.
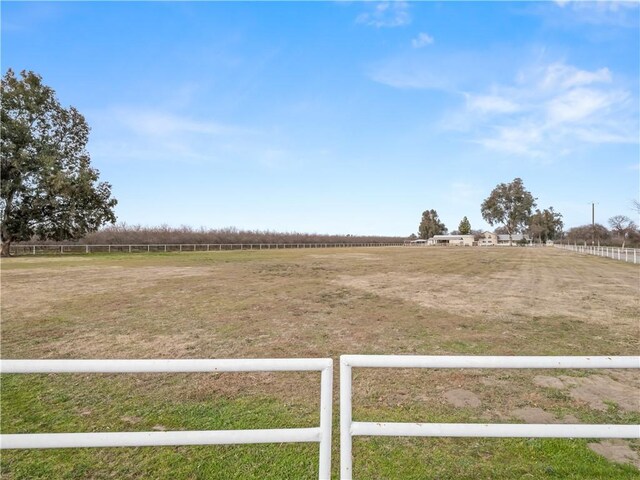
[1,375,320,480]
[353,437,639,480]
[2,375,638,479]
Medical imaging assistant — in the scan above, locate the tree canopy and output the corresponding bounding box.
[529,207,563,243]
[1,69,117,256]
[565,224,610,245]
[458,216,471,235]
[608,215,637,248]
[480,178,536,244]
[418,209,447,239]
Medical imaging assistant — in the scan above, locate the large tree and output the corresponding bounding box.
[1,70,116,256]
[608,215,637,248]
[480,178,536,245]
[458,216,471,235]
[529,207,564,244]
[418,209,447,239]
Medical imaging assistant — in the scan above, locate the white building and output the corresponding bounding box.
[427,234,475,246]
[478,231,531,246]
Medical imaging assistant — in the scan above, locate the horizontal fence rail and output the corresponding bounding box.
[8,243,404,256]
[339,355,640,480]
[555,244,639,264]
[0,358,333,480]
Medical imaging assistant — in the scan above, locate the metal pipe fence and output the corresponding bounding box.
[339,355,640,480]
[8,243,404,256]
[555,244,639,264]
[0,358,333,480]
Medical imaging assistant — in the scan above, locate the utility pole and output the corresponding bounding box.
[591,202,600,246]
[592,202,595,245]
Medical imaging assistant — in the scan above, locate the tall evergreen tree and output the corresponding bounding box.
[418,209,447,239]
[458,216,471,235]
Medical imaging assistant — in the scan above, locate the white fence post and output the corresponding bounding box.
[340,357,353,479]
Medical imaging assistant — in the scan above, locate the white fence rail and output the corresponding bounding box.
[4,355,640,478]
[9,243,403,256]
[339,355,640,480]
[0,358,333,480]
[555,244,639,264]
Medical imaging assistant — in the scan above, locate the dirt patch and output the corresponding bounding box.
[334,255,639,326]
[443,389,481,408]
[588,440,640,469]
[121,416,143,425]
[310,253,381,261]
[560,375,640,412]
[533,375,565,389]
[510,407,556,423]
[533,373,640,413]
[1,265,218,318]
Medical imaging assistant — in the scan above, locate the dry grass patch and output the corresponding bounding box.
[1,247,639,477]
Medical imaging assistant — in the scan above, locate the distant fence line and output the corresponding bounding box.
[9,242,405,255]
[555,244,639,264]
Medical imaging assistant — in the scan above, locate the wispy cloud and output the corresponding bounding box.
[550,0,639,27]
[356,1,411,28]
[88,107,282,166]
[463,61,638,157]
[368,48,511,91]
[412,32,434,48]
[465,94,521,114]
[116,109,244,137]
[88,106,330,171]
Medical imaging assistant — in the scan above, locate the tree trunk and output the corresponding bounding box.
[1,239,11,257]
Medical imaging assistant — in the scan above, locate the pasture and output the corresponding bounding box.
[1,247,639,479]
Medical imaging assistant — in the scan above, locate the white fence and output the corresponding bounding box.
[9,243,404,256]
[555,244,639,264]
[0,358,333,480]
[3,355,640,479]
[339,355,640,480]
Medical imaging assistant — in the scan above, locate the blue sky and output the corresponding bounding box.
[2,1,639,236]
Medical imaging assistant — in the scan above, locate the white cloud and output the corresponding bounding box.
[88,107,284,166]
[466,94,520,114]
[412,32,434,48]
[370,50,637,158]
[477,125,546,157]
[452,61,638,158]
[356,1,411,28]
[116,109,242,137]
[556,0,638,13]
[546,88,627,124]
[538,62,612,90]
[551,0,639,27]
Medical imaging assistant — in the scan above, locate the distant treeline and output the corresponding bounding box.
[562,223,640,248]
[17,224,406,245]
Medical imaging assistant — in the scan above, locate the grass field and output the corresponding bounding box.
[1,247,639,479]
